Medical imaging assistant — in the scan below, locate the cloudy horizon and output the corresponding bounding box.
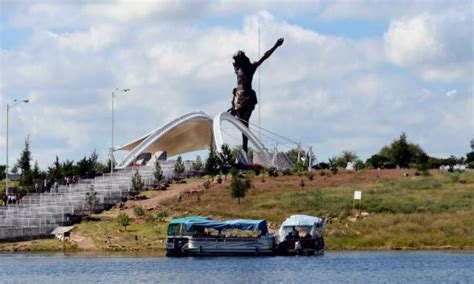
[1,0,472,169]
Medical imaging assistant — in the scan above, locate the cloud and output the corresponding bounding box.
[0,2,472,169]
[445,89,457,97]
[384,10,472,82]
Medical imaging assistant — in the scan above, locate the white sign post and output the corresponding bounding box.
[354,191,362,200]
[353,191,362,214]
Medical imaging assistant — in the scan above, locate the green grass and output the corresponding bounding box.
[162,170,474,250]
[2,170,473,252]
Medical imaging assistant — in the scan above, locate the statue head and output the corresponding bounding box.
[233,50,251,68]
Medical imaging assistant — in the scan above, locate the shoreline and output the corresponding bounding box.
[0,247,473,257]
[1,170,472,255]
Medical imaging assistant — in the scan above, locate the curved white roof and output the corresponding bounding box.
[114,111,276,169]
[115,112,213,169]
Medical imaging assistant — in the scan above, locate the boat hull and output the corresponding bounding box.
[276,237,324,256]
[183,236,275,256]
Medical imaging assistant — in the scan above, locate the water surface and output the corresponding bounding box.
[0,251,472,283]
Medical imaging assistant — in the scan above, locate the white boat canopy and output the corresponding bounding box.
[278,215,324,241]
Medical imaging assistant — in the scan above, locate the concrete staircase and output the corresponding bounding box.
[0,161,190,242]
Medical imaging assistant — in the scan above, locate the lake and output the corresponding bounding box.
[0,251,472,283]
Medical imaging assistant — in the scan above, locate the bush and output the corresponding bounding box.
[133,206,145,217]
[299,179,305,187]
[267,167,278,177]
[131,171,144,192]
[174,156,185,179]
[306,172,315,180]
[230,175,251,205]
[216,175,222,184]
[117,213,131,231]
[247,163,263,176]
[203,180,211,189]
[282,168,294,176]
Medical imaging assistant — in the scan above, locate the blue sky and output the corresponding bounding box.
[0,0,472,169]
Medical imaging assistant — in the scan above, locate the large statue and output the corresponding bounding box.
[228,37,284,153]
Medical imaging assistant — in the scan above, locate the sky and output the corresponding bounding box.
[0,0,473,169]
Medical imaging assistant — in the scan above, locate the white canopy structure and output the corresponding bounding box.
[278,214,324,241]
[114,111,286,169]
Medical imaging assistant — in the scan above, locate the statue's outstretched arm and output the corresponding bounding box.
[255,38,284,67]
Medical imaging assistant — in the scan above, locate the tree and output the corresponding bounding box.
[389,133,412,168]
[366,154,392,169]
[131,171,144,192]
[191,155,204,172]
[230,174,251,205]
[218,144,234,178]
[85,184,98,214]
[371,133,428,169]
[32,160,44,180]
[340,151,359,167]
[0,165,5,180]
[61,159,75,178]
[17,137,33,186]
[153,159,164,184]
[17,136,32,173]
[205,148,219,177]
[47,156,63,180]
[353,159,365,170]
[75,150,99,178]
[466,151,474,164]
[174,156,185,179]
[117,213,131,231]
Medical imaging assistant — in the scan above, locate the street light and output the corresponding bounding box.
[111,88,130,173]
[5,99,29,190]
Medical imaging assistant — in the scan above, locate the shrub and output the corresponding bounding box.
[157,210,169,221]
[247,163,263,176]
[174,156,185,179]
[131,171,144,192]
[230,175,251,205]
[133,206,145,217]
[306,172,315,180]
[282,168,294,176]
[267,167,278,177]
[85,185,98,214]
[217,175,222,184]
[117,213,131,231]
[299,179,305,187]
[203,180,211,189]
[192,155,204,172]
[153,159,164,185]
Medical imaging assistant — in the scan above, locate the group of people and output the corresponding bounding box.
[34,176,80,194]
[285,227,312,241]
[1,193,23,207]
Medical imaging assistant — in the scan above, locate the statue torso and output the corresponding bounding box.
[235,63,256,90]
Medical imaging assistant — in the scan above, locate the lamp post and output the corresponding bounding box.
[5,99,29,190]
[111,88,130,173]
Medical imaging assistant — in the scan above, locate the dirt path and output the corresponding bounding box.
[133,179,206,210]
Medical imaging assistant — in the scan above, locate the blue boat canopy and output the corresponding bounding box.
[167,216,212,236]
[184,219,269,236]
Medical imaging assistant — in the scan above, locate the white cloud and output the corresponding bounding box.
[384,10,472,82]
[445,89,457,97]
[0,2,472,168]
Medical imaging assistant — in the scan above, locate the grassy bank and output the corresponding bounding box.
[1,170,472,253]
